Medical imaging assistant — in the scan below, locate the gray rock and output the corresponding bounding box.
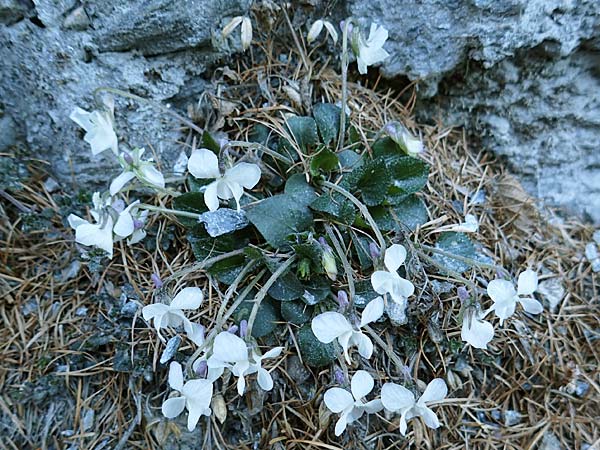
[0,0,32,25]
[199,208,249,237]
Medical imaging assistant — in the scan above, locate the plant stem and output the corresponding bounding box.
[337,19,351,152]
[325,224,355,301]
[135,203,201,220]
[246,256,296,337]
[93,87,204,135]
[321,180,386,251]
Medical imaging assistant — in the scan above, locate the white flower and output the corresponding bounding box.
[461,307,494,349]
[371,244,415,309]
[206,331,283,395]
[487,269,542,325]
[384,121,424,156]
[352,22,390,74]
[381,378,447,436]
[161,361,213,431]
[307,19,338,44]
[142,287,205,345]
[67,192,114,257]
[323,370,383,436]
[70,107,118,155]
[311,296,384,364]
[187,148,261,212]
[446,214,479,233]
[221,16,252,51]
[109,148,165,196]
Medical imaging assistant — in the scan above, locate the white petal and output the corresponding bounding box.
[420,406,440,430]
[419,378,447,405]
[222,16,243,37]
[75,218,114,257]
[183,379,213,431]
[381,383,415,412]
[384,244,407,272]
[324,387,354,413]
[357,56,368,75]
[352,332,374,360]
[371,270,397,295]
[161,396,186,419]
[350,370,374,401]
[170,287,203,310]
[362,399,384,414]
[517,269,538,296]
[168,361,184,391]
[187,322,205,346]
[212,331,248,362]
[338,331,353,364]
[69,107,94,131]
[140,164,165,189]
[222,180,244,211]
[487,279,516,303]
[367,23,388,48]
[334,411,349,436]
[241,17,252,50]
[109,171,136,196]
[142,303,169,322]
[492,297,516,324]
[307,20,323,43]
[113,211,134,238]
[260,346,283,360]
[236,372,247,395]
[311,312,352,344]
[461,314,494,349]
[360,296,384,327]
[399,410,409,435]
[257,367,274,391]
[323,21,338,44]
[389,276,415,302]
[225,162,261,189]
[518,297,543,315]
[203,181,220,212]
[67,214,87,230]
[188,149,220,179]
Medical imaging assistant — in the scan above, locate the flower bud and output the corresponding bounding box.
[369,242,380,260]
[307,20,324,43]
[111,198,125,213]
[457,286,469,303]
[297,258,311,280]
[321,246,337,281]
[337,290,349,310]
[194,360,208,378]
[241,17,252,51]
[384,121,424,156]
[239,319,248,338]
[227,324,239,334]
[123,151,134,165]
[334,368,345,385]
[133,219,144,230]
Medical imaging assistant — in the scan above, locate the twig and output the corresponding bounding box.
[337,19,351,152]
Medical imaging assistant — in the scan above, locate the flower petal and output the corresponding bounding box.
[338,331,353,364]
[334,411,349,436]
[188,149,220,179]
[260,346,284,360]
[324,387,354,413]
[492,297,516,324]
[109,171,136,196]
[487,279,516,303]
[389,276,415,302]
[311,312,351,344]
[351,370,374,401]
[212,331,248,362]
[225,162,261,189]
[168,361,184,391]
[461,313,494,349]
[360,296,384,327]
[420,406,441,430]
[142,303,169,322]
[323,20,338,44]
[186,322,205,346]
[362,399,384,414]
[170,287,203,310]
[517,269,538,296]
[371,270,397,295]
[419,378,447,405]
[204,181,220,212]
[384,244,407,273]
[352,332,374,360]
[518,297,543,315]
[399,410,409,435]
[75,218,114,257]
[381,383,415,412]
[183,379,213,431]
[67,214,87,230]
[140,164,165,189]
[257,367,274,391]
[161,396,186,419]
[113,211,134,238]
[307,19,324,43]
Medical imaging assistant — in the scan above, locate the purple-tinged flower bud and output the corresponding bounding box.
[457,286,469,303]
[337,290,349,310]
[133,219,144,230]
[151,273,163,289]
[334,368,345,385]
[369,242,380,260]
[111,198,125,213]
[228,324,239,334]
[318,236,330,249]
[123,151,134,165]
[239,319,248,338]
[194,360,208,378]
[339,20,353,34]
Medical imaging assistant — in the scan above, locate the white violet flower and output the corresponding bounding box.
[384,121,424,156]
[371,244,415,308]
[68,192,115,257]
[187,148,261,212]
[222,16,252,51]
[70,106,118,155]
[381,378,448,436]
[461,307,494,349]
[142,287,206,345]
[161,361,213,431]
[323,370,383,436]
[206,331,283,395]
[307,19,338,44]
[351,22,390,75]
[109,148,165,196]
[311,296,384,363]
[487,269,542,325]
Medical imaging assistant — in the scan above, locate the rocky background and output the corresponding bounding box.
[1,0,599,222]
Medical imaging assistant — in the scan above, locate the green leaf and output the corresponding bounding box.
[233,297,280,338]
[351,232,373,270]
[297,324,338,367]
[187,228,248,260]
[392,195,428,231]
[310,147,339,175]
[310,193,356,225]
[286,116,319,150]
[312,103,341,145]
[343,158,391,206]
[280,301,313,325]
[202,131,221,154]
[353,280,380,308]
[293,240,323,268]
[432,232,491,274]
[284,173,317,206]
[301,276,331,305]
[268,272,304,301]
[372,136,401,162]
[246,194,313,248]
[172,192,208,228]
[208,254,246,285]
[338,150,362,170]
[387,156,430,201]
